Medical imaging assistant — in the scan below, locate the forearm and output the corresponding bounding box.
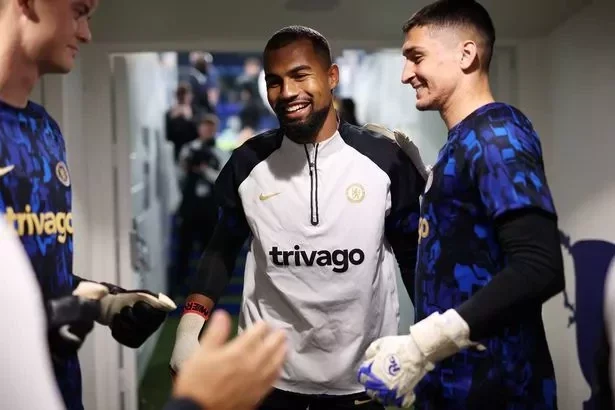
[170,221,246,372]
[386,211,420,304]
[388,235,418,305]
[456,209,565,340]
[187,215,248,308]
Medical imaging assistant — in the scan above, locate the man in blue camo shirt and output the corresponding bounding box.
[358,1,565,409]
[0,1,175,408]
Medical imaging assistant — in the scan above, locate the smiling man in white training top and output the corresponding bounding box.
[169,25,426,410]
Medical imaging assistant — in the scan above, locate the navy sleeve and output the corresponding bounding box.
[214,149,244,212]
[471,116,556,219]
[189,210,250,301]
[338,122,424,301]
[384,149,424,303]
[456,209,564,339]
[188,152,251,300]
[189,131,282,299]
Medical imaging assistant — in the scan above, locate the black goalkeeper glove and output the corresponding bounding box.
[46,282,109,359]
[96,282,177,348]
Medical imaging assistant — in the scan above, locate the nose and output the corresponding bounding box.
[280,79,299,101]
[77,19,93,44]
[401,60,415,85]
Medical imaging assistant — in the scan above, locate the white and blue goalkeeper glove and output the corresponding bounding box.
[358,309,483,408]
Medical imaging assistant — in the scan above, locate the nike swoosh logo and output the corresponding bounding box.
[259,192,281,201]
[0,165,15,177]
[354,398,374,406]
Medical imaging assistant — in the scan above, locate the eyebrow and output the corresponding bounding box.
[73,1,91,16]
[265,64,312,81]
[287,65,311,74]
[402,46,425,58]
[80,0,97,16]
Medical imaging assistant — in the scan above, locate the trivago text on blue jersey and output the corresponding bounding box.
[3,206,72,244]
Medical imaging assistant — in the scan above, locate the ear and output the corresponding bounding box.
[17,0,37,20]
[459,40,478,71]
[328,63,340,91]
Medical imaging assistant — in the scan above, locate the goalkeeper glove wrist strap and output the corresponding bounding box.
[183,301,211,321]
[410,309,479,363]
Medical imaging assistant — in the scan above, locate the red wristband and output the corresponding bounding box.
[183,301,211,321]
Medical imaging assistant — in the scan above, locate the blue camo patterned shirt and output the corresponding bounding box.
[0,100,82,409]
[414,102,558,409]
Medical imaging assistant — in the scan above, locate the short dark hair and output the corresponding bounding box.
[199,113,219,127]
[264,25,332,67]
[402,0,496,70]
[176,81,191,101]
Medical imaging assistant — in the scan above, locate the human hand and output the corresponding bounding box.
[173,310,287,410]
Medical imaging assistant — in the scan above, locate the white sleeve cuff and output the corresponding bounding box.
[409,309,482,363]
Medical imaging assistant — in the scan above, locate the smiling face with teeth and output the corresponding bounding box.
[264,38,339,144]
[400,26,467,113]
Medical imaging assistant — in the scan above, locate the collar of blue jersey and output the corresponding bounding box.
[0,98,45,118]
[447,101,504,139]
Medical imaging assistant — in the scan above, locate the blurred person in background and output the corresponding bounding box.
[236,57,263,105]
[216,115,243,152]
[187,51,220,114]
[334,97,360,126]
[166,82,198,162]
[238,83,265,143]
[341,97,360,126]
[173,114,225,299]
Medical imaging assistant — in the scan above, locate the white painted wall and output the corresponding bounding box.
[517,1,615,409]
[77,48,126,410]
[111,52,179,381]
[54,50,179,410]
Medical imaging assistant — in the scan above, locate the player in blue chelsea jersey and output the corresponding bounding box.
[358,1,565,409]
[0,1,176,408]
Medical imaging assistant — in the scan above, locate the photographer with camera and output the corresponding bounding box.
[173,114,226,299]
